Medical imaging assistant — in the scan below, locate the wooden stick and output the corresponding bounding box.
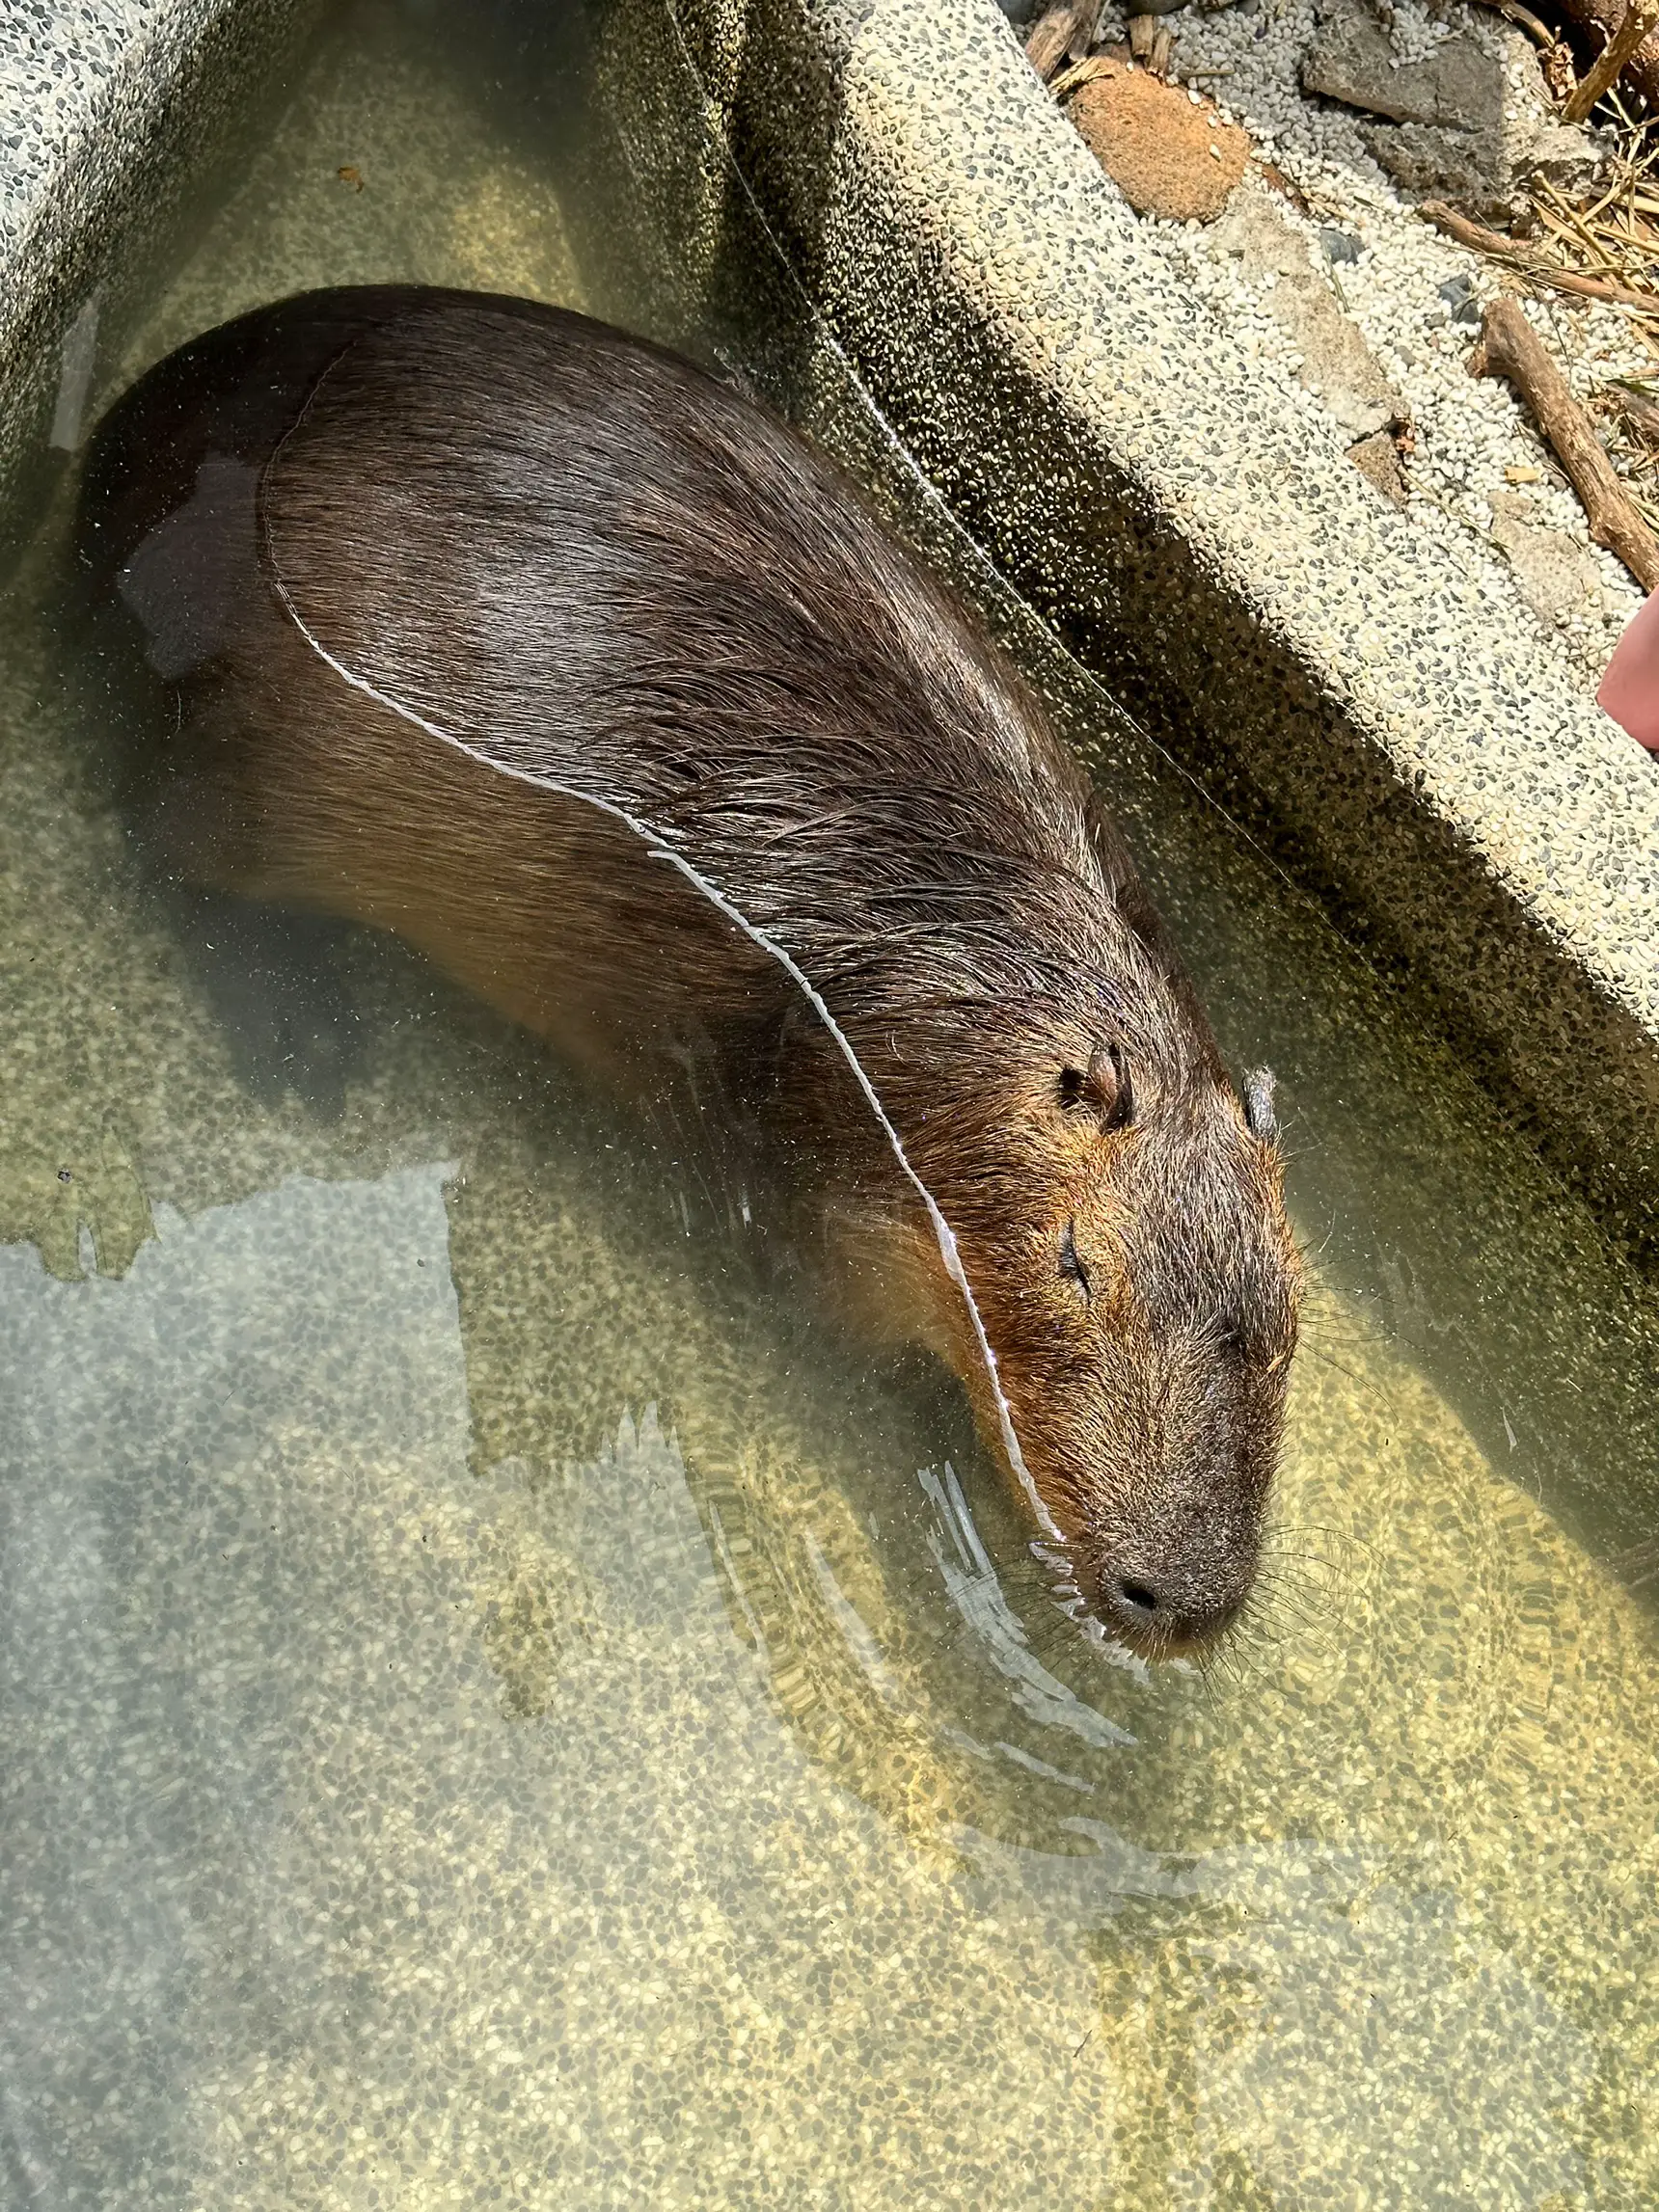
[1024,0,1103,79]
[1564,0,1659,119]
[1549,0,1659,112]
[1469,297,1659,589]
[1067,0,1107,64]
[1419,200,1659,312]
[1466,0,1558,46]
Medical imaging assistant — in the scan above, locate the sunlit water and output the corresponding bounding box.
[3,2,1659,2205]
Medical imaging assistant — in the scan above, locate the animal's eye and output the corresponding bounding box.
[1058,1218,1092,1303]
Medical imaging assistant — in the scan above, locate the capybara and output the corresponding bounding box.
[77,288,1299,1657]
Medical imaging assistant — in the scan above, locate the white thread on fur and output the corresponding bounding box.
[269,578,1058,1539]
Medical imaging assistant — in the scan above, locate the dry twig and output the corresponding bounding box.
[1564,0,1659,120]
[1598,383,1659,532]
[1545,0,1659,111]
[1612,377,1659,436]
[1048,54,1122,99]
[1419,199,1659,311]
[1470,297,1659,588]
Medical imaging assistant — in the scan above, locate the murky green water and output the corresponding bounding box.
[4,2,1659,2205]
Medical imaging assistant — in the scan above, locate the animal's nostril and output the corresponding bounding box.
[1117,1578,1158,1614]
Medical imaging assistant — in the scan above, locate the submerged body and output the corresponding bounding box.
[78,287,1298,1656]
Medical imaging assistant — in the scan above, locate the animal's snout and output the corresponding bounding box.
[1088,1526,1257,1656]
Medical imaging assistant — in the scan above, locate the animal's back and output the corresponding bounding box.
[83,293,1122,1054]
[82,292,1195,1157]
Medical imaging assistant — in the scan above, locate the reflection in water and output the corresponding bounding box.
[1,0,1658,2203]
[0,1171,1117,2206]
[919,1462,1137,1747]
[5,1154,1650,2206]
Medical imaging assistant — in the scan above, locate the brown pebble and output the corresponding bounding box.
[1068,70,1250,224]
[1347,427,1408,506]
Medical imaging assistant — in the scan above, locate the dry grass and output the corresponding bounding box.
[1516,83,1659,514]
[1528,87,1659,306]
[1593,371,1659,527]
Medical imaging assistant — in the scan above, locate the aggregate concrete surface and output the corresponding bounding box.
[0,0,323,506]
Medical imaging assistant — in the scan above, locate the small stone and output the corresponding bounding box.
[1319,226,1362,264]
[1208,177,1408,439]
[1069,69,1250,222]
[1348,428,1409,505]
[1488,490,1606,627]
[1302,3,1603,216]
[1358,119,1498,213]
[1301,0,1500,129]
[1437,274,1481,326]
[1522,121,1606,200]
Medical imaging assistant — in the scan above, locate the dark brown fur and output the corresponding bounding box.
[77,289,1299,1656]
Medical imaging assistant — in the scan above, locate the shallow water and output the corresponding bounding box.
[3,1,1659,2205]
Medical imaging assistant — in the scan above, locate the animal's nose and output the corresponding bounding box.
[1096,1555,1251,1654]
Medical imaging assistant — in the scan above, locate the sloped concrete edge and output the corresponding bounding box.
[669,0,1659,1252]
[0,0,324,532]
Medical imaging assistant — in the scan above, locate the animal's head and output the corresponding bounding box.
[989,1031,1299,1657]
[902,966,1300,1663]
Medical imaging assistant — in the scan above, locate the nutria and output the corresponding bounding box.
[76,287,1299,1658]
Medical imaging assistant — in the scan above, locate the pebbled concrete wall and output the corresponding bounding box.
[0,0,324,532]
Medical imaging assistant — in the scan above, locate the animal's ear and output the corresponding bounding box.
[1057,1041,1133,1129]
[1242,1066,1278,1143]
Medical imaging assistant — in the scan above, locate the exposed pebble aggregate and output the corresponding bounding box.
[0,0,176,258]
[1101,0,1652,680]
[811,0,1659,1247]
[0,0,315,508]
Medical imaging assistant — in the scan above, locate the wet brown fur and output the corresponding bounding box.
[77,289,1300,1654]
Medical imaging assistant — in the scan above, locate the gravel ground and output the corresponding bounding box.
[1085,0,1652,685]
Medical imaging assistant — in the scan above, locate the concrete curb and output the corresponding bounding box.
[663,0,1659,1253]
[0,0,322,529]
